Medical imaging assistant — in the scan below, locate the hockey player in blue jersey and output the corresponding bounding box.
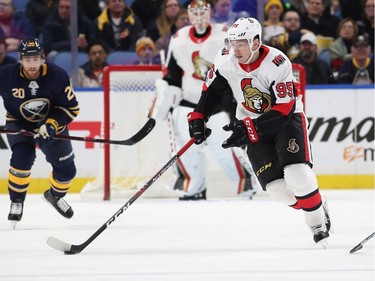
[0,39,80,226]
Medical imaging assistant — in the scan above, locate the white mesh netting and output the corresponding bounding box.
[81,67,179,200]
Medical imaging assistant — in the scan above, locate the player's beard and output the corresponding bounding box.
[23,67,40,80]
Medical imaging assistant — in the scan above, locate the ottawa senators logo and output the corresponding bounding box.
[287,138,300,153]
[192,51,212,80]
[241,78,271,113]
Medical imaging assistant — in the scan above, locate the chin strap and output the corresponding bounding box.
[244,42,261,64]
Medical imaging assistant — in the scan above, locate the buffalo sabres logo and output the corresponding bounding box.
[192,51,212,80]
[241,78,271,113]
[287,138,300,153]
[20,98,50,122]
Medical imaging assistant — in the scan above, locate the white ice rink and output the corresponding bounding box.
[0,189,373,281]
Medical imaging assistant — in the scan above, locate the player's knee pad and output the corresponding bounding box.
[52,163,76,182]
[266,179,297,206]
[284,163,318,197]
[10,143,36,170]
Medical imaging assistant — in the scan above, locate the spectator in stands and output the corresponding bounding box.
[341,0,363,21]
[134,36,161,65]
[148,0,180,42]
[131,0,163,41]
[0,0,36,51]
[25,0,58,37]
[0,37,16,66]
[42,0,95,56]
[328,18,358,73]
[155,7,189,55]
[269,10,304,60]
[211,0,249,28]
[78,0,102,20]
[337,35,374,84]
[78,39,108,87]
[95,0,143,52]
[263,0,285,43]
[290,0,308,15]
[357,0,374,53]
[300,0,340,38]
[327,0,342,19]
[292,32,336,84]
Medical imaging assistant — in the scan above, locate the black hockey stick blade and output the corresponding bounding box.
[47,137,197,255]
[0,118,155,145]
[349,232,375,254]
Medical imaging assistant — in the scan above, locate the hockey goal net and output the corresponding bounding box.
[81,64,306,200]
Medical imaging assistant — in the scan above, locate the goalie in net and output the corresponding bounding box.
[149,0,261,200]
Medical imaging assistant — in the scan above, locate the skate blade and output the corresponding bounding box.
[10,220,18,229]
[318,238,329,249]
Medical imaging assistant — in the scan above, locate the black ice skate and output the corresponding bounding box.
[310,223,329,247]
[8,202,24,226]
[43,190,74,218]
[179,189,206,201]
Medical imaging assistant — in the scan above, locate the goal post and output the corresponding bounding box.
[102,65,162,200]
[81,64,306,201]
[81,65,178,200]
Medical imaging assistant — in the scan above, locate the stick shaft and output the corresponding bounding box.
[49,137,196,254]
[0,118,155,145]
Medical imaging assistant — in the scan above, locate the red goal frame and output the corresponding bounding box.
[102,65,162,200]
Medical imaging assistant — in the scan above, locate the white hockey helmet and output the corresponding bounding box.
[227,18,262,46]
[188,0,211,35]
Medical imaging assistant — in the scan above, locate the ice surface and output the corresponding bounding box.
[0,189,373,281]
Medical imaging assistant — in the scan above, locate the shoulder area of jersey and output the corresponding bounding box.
[46,62,70,76]
[0,62,18,73]
[171,25,192,40]
[213,45,234,67]
[210,22,227,33]
[264,45,291,67]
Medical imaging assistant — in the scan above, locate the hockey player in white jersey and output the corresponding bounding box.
[149,0,260,200]
[187,17,331,245]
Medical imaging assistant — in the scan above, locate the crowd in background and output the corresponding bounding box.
[0,0,373,86]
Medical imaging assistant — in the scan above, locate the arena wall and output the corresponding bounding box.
[0,85,373,193]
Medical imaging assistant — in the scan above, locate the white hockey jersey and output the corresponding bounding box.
[165,24,227,104]
[203,45,304,121]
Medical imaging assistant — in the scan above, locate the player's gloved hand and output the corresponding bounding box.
[35,119,58,144]
[187,111,211,144]
[222,117,259,149]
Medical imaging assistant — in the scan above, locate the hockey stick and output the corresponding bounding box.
[47,136,197,255]
[349,232,375,254]
[0,118,155,145]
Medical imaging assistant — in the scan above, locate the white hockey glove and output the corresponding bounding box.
[148,78,182,121]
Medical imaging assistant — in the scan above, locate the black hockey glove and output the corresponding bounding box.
[222,117,259,149]
[187,111,211,144]
[35,119,58,145]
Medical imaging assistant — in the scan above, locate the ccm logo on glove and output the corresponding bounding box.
[243,117,258,143]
